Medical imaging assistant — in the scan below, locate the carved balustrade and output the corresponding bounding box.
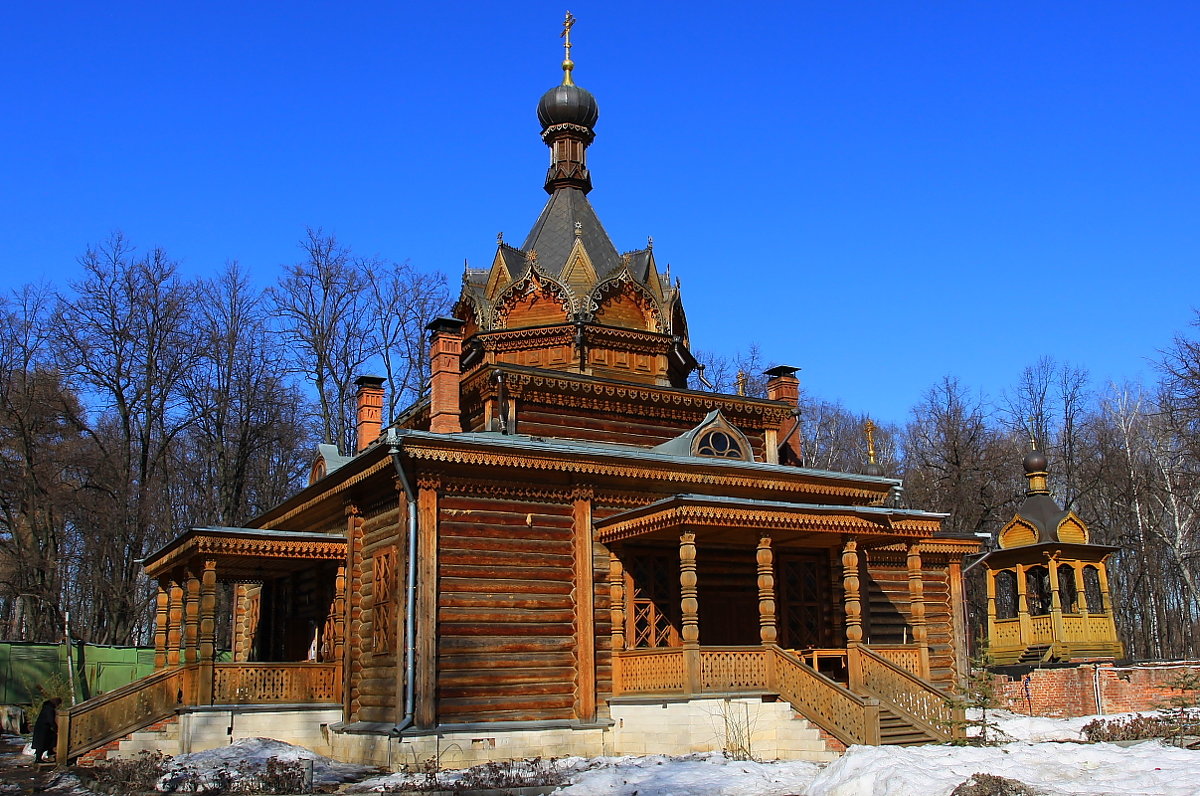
[698,647,769,691]
[615,648,686,694]
[213,662,341,704]
[871,644,924,676]
[849,645,961,741]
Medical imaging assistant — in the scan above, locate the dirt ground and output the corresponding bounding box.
[0,735,89,795]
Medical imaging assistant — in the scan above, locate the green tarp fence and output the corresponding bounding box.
[0,642,230,704]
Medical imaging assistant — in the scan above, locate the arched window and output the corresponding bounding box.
[996,570,1018,620]
[1083,565,1104,614]
[1026,566,1051,616]
[695,429,744,459]
[1058,564,1079,613]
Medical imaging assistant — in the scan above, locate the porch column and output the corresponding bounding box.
[841,538,862,645]
[183,568,201,669]
[333,564,346,673]
[756,534,777,645]
[415,475,440,728]
[195,558,217,704]
[166,577,184,667]
[1015,563,1032,644]
[679,531,700,696]
[906,542,929,678]
[984,570,997,649]
[571,487,596,722]
[609,551,625,695]
[232,583,249,662]
[1074,563,1091,620]
[1097,562,1119,641]
[154,579,170,669]
[1048,554,1065,643]
[344,503,362,723]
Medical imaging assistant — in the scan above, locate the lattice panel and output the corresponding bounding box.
[626,553,679,648]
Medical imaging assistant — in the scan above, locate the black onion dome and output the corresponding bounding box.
[864,462,885,477]
[1023,448,1048,473]
[537,82,599,129]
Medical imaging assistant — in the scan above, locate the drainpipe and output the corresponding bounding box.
[387,429,417,736]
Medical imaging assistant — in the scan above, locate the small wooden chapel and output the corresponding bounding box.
[58,17,982,766]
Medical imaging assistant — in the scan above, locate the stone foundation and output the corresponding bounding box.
[330,695,838,769]
[178,705,341,756]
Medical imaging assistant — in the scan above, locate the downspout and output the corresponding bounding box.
[388,428,418,736]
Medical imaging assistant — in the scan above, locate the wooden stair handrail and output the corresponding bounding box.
[58,664,196,761]
[851,644,962,742]
[768,646,880,746]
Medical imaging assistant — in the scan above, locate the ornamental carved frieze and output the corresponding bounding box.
[492,270,575,329]
[589,275,667,334]
[146,533,347,576]
[595,505,940,543]
[440,476,575,502]
[399,442,882,502]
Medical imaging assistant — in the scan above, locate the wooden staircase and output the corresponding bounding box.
[877,706,940,746]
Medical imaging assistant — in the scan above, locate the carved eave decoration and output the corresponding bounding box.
[977,541,1121,571]
[458,364,794,430]
[143,527,347,580]
[492,267,573,329]
[393,431,896,504]
[595,495,946,546]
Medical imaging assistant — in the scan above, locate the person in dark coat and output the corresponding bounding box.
[31,697,61,764]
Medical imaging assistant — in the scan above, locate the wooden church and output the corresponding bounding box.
[57,19,982,767]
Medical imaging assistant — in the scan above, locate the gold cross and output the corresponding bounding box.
[562,11,576,56]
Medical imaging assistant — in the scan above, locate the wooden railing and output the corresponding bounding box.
[992,618,1022,647]
[699,647,770,691]
[616,648,686,694]
[850,645,961,742]
[769,647,880,746]
[59,664,193,760]
[213,662,341,704]
[871,645,925,676]
[56,661,342,762]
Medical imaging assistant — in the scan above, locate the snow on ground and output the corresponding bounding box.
[25,710,1197,795]
[156,737,376,791]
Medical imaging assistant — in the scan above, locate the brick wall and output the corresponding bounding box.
[992,661,1200,717]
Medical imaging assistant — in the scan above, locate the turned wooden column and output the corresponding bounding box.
[333,564,346,673]
[343,503,363,722]
[183,568,200,667]
[154,579,170,669]
[609,551,626,694]
[1074,562,1091,619]
[571,486,596,722]
[1097,561,1118,641]
[197,558,218,704]
[757,534,777,645]
[679,531,700,696]
[167,577,184,667]
[985,570,997,648]
[1048,554,1065,642]
[842,538,863,645]
[1016,563,1033,644]
[906,543,929,677]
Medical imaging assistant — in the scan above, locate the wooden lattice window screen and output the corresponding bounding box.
[779,554,830,649]
[626,553,680,648]
[372,550,396,653]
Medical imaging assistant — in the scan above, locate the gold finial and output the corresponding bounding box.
[736,370,747,396]
[574,220,583,238]
[528,249,539,265]
[560,11,577,86]
[864,419,878,464]
[1027,416,1038,451]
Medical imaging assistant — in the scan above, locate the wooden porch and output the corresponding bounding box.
[56,526,349,762]
[599,495,965,745]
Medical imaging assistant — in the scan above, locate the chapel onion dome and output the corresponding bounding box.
[864,462,885,477]
[537,74,599,129]
[1023,448,1048,474]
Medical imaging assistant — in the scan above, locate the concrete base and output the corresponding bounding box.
[108,705,341,760]
[330,695,837,770]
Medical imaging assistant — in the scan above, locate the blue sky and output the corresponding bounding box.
[3,2,1197,424]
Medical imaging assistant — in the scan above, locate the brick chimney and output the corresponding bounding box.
[764,366,801,464]
[427,317,466,434]
[355,376,386,453]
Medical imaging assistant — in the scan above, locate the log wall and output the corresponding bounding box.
[353,492,402,725]
[863,552,956,689]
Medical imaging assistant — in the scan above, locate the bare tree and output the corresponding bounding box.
[271,229,374,453]
[52,234,200,644]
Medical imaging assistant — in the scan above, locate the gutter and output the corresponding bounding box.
[387,429,418,736]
